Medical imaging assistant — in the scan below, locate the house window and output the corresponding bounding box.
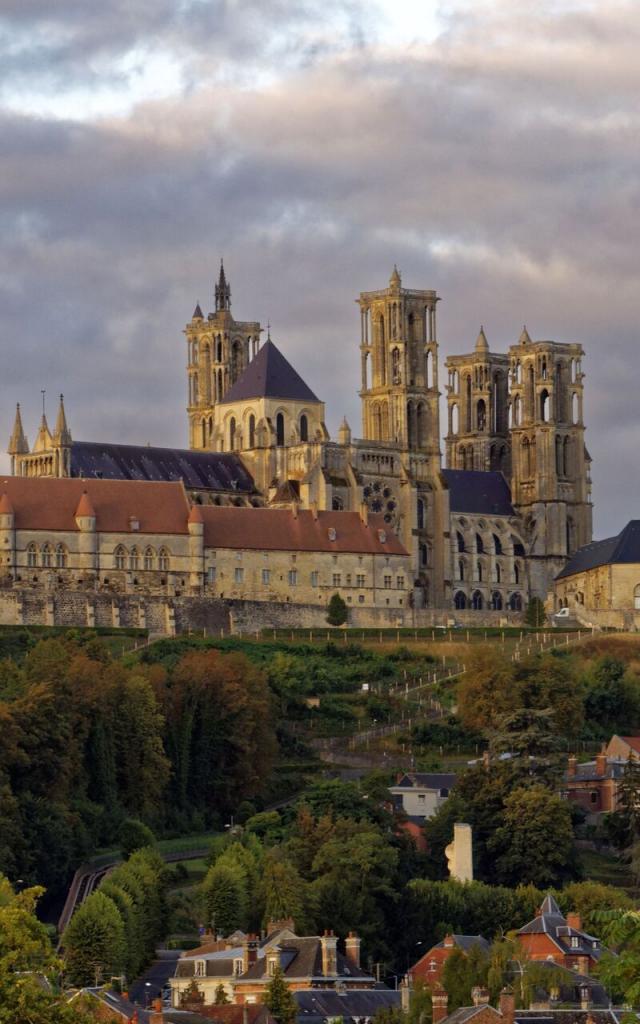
[346,574,352,586]
[311,571,319,587]
[358,595,365,603]
[129,547,139,571]
[429,959,437,973]
[235,568,244,584]
[144,547,155,571]
[207,566,217,584]
[262,569,271,585]
[268,959,277,977]
[114,546,126,570]
[571,936,579,948]
[27,543,38,568]
[396,576,404,590]
[55,544,67,569]
[158,548,170,572]
[333,573,341,587]
[288,570,297,586]
[195,961,205,977]
[41,544,53,568]
[233,959,243,977]
[357,574,365,588]
[384,575,392,589]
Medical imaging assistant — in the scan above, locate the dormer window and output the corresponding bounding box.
[195,960,205,977]
[233,958,243,976]
[570,936,579,948]
[378,529,387,543]
[328,528,337,541]
[129,516,140,531]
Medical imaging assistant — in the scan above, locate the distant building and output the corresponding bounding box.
[408,934,490,986]
[516,896,603,975]
[390,772,457,821]
[553,520,640,628]
[432,984,618,1024]
[563,752,626,817]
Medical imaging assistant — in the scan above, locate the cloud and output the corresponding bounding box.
[0,0,638,537]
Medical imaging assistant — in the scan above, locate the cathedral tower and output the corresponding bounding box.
[445,327,510,474]
[358,267,440,470]
[508,328,592,592]
[185,263,261,450]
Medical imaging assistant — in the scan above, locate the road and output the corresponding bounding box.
[128,953,180,1007]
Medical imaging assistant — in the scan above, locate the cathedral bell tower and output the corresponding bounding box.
[185,263,261,451]
[445,327,510,474]
[358,267,440,471]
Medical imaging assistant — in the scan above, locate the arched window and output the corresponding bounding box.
[457,531,465,553]
[417,499,425,530]
[476,534,484,554]
[513,394,521,426]
[276,413,285,446]
[129,547,139,571]
[496,563,502,584]
[249,414,256,448]
[472,590,483,610]
[477,399,486,431]
[426,349,434,387]
[420,543,428,567]
[201,419,206,448]
[231,340,242,381]
[27,543,38,568]
[41,543,53,568]
[476,561,483,582]
[540,389,550,422]
[417,403,427,447]
[392,347,401,383]
[158,548,170,572]
[55,544,67,569]
[451,403,459,435]
[491,591,503,610]
[458,560,465,581]
[299,414,308,442]
[208,416,213,439]
[509,593,523,612]
[454,591,467,609]
[514,562,521,585]
[217,368,223,401]
[563,436,570,476]
[229,417,236,450]
[114,545,126,570]
[493,534,502,555]
[144,547,155,571]
[634,585,640,611]
[217,338,222,362]
[465,376,472,431]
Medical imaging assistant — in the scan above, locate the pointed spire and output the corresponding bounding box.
[54,394,71,446]
[519,325,531,345]
[33,406,52,454]
[7,403,28,455]
[338,416,352,445]
[475,325,489,352]
[192,301,203,320]
[0,493,14,515]
[389,264,402,289]
[215,259,231,312]
[74,490,95,520]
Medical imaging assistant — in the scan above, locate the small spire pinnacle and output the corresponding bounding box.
[389,264,402,289]
[7,403,28,455]
[519,325,531,345]
[266,321,272,342]
[54,393,72,446]
[475,325,489,352]
[192,301,203,319]
[215,259,231,312]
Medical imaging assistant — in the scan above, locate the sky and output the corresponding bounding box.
[1,0,638,536]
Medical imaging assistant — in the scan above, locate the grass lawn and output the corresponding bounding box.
[579,847,637,896]
[87,831,218,868]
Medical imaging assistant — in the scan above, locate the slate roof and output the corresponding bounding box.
[443,1007,497,1024]
[444,1009,622,1024]
[435,934,490,953]
[517,896,602,959]
[557,520,640,579]
[69,441,256,494]
[441,470,515,516]
[392,772,457,791]
[199,507,409,555]
[565,760,626,783]
[236,938,372,983]
[294,988,400,1022]
[220,340,320,404]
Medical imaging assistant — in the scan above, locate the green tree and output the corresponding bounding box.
[214,983,230,1004]
[595,908,640,1005]
[262,854,305,930]
[488,784,578,887]
[442,945,488,1009]
[202,860,249,934]
[62,890,126,986]
[264,964,298,1024]
[119,817,156,859]
[614,753,640,847]
[525,598,546,627]
[326,593,348,626]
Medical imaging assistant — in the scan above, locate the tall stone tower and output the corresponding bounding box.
[358,267,440,470]
[508,328,592,594]
[185,263,261,451]
[445,327,510,474]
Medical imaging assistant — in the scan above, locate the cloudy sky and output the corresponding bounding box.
[1,0,638,536]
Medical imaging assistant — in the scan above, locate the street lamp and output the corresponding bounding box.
[145,982,152,1007]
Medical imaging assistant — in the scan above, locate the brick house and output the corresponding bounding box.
[408,934,490,986]
[433,986,621,1024]
[516,896,602,974]
[563,752,625,816]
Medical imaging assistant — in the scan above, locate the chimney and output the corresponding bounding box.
[359,502,369,527]
[578,955,590,976]
[400,975,412,1014]
[499,987,515,1024]
[567,755,577,779]
[243,934,259,973]
[432,985,449,1024]
[345,932,361,970]
[595,749,607,777]
[443,935,455,948]
[567,912,582,931]
[471,987,490,1007]
[320,930,338,977]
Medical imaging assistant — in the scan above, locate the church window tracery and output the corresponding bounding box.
[114,546,126,570]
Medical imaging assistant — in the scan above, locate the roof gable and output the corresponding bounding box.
[220,340,320,404]
[557,520,640,579]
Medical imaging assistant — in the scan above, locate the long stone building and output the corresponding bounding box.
[6,262,593,620]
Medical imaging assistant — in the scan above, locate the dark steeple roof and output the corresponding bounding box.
[215,260,231,312]
[557,520,640,580]
[221,339,320,404]
[192,302,204,319]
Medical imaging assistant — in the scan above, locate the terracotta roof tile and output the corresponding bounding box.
[74,491,95,518]
[199,507,408,555]
[0,477,190,535]
[0,493,14,514]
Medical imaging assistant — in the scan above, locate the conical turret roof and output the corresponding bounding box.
[519,325,531,345]
[74,490,96,518]
[389,264,402,289]
[0,493,14,515]
[7,404,28,455]
[192,302,204,319]
[32,413,52,453]
[475,326,489,353]
[54,394,72,446]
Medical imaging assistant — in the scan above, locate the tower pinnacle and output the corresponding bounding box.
[215,259,231,312]
[54,394,72,446]
[475,326,489,353]
[7,404,28,455]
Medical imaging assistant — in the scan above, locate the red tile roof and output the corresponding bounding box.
[0,493,14,514]
[0,477,190,535]
[74,491,96,518]
[620,736,640,754]
[198,507,408,555]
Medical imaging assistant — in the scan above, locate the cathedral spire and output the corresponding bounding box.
[475,325,489,353]
[7,403,28,455]
[519,325,531,345]
[215,259,231,312]
[389,264,402,289]
[53,394,72,446]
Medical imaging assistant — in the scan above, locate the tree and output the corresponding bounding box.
[202,860,249,934]
[442,945,488,1009]
[595,908,640,1005]
[457,649,515,732]
[262,854,305,930]
[214,983,230,1005]
[62,890,126,986]
[488,784,578,887]
[525,598,546,627]
[264,964,298,1024]
[326,593,348,627]
[119,817,156,859]
[614,752,640,847]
